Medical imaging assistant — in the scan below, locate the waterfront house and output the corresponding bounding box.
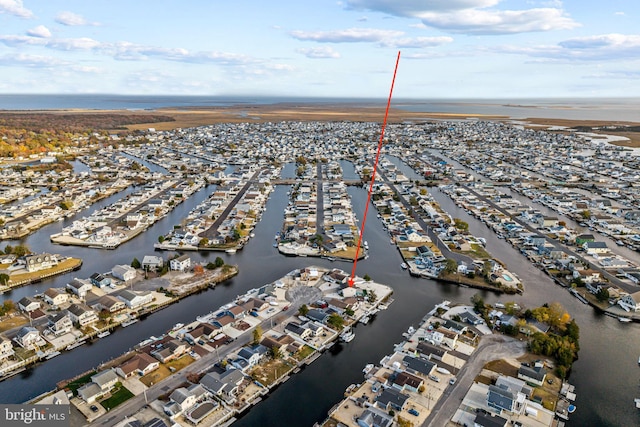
[401,355,436,378]
[23,253,57,273]
[284,322,312,339]
[89,273,111,288]
[111,264,137,282]
[356,407,394,427]
[164,384,208,417]
[18,296,40,313]
[14,326,45,350]
[416,341,447,361]
[183,323,219,344]
[575,234,595,246]
[0,337,15,362]
[76,383,102,404]
[435,327,459,349]
[66,278,92,298]
[375,387,409,412]
[91,294,126,313]
[517,365,547,386]
[78,369,119,403]
[48,311,73,335]
[306,308,330,324]
[241,297,269,313]
[151,339,188,363]
[43,288,68,307]
[67,303,99,327]
[487,384,515,413]
[117,289,153,310]
[169,254,191,272]
[583,241,609,255]
[142,255,164,271]
[232,345,267,371]
[115,353,160,378]
[92,369,119,391]
[391,371,424,393]
[199,368,244,403]
[474,413,508,427]
[618,291,640,312]
[260,334,295,356]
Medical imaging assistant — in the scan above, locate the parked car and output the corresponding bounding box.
[449,377,457,385]
[90,405,99,412]
[428,375,440,382]
[408,408,420,416]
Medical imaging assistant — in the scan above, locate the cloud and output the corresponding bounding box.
[584,70,640,79]
[345,0,578,35]
[55,11,98,26]
[494,34,640,61]
[0,0,33,18]
[0,53,67,68]
[290,27,403,43]
[614,11,625,16]
[26,25,51,38]
[346,0,498,16]
[379,36,453,48]
[420,8,579,35]
[297,46,341,58]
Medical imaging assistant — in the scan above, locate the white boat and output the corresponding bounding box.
[97,331,111,338]
[121,318,139,327]
[66,340,86,351]
[635,398,640,409]
[225,249,237,254]
[250,233,255,238]
[619,317,632,323]
[340,328,355,343]
[359,316,370,325]
[400,263,408,270]
[45,351,61,360]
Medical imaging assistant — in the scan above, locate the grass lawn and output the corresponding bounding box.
[465,243,490,260]
[100,386,134,410]
[293,345,315,362]
[485,359,518,378]
[0,313,28,333]
[140,355,194,387]
[250,359,293,387]
[9,258,82,284]
[65,371,96,396]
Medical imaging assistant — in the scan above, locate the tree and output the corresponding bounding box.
[198,238,209,247]
[193,264,204,275]
[453,218,469,232]
[131,257,141,269]
[581,210,591,219]
[0,273,9,287]
[596,288,610,302]
[443,259,458,275]
[327,313,345,330]
[298,304,309,316]
[215,257,225,268]
[269,345,283,360]
[471,293,485,313]
[158,235,165,243]
[12,245,30,257]
[363,274,371,281]
[253,326,263,345]
[367,290,378,303]
[345,307,355,317]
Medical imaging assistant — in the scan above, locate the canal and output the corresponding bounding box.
[0,160,635,426]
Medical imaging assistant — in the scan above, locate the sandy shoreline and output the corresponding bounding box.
[3,103,639,146]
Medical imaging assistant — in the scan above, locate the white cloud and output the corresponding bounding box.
[420,8,579,35]
[290,28,404,43]
[494,34,640,61]
[614,11,625,16]
[346,0,498,16]
[48,37,102,51]
[55,11,98,26]
[0,53,66,68]
[0,0,33,18]
[345,0,578,35]
[297,46,341,58]
[26,25,52,38]
[379,36,453,48]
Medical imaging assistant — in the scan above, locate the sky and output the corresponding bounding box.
[0,0,638,98]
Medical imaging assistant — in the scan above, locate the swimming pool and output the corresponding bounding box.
[502,274,513,282]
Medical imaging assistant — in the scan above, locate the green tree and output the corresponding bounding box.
[131,257,141,269]
[298,304,309,316]
[581,210,591,219]
[327,313,345,330]
[443,259,458,275]
[269,346,283,360]
[454,218,469,232]
[345,307,355,317]
[471,293,485,313]
[13,245,30,257]
[199,238,209,247]
[367,290,378,303]
[215,257,225,268]
[363,274,371,281]
[596,287,610,302]
[0,273,9,287]
[158,235,165,243]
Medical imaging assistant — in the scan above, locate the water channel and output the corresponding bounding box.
[0,159,635,426]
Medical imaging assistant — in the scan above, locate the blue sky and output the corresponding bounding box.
[0,0,637,98]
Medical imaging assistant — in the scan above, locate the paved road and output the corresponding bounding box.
[422,335,526,427]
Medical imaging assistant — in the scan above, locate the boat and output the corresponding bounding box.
[635,398,640,409]
[359,316,370,325]
[97,331,111,338]
[45,351,61,360]
[619,317,632,323]
[121,318,139,327]
[225,249,237,254]
[66,340,86,351]
[400,263,408,270]
[567,404,576,414]
[340,328,355,343]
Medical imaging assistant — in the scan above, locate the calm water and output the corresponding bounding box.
[0,94,638,121]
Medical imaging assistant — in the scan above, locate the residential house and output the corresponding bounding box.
[199,368,245,403]
[517,365,547,386]
[184,323,220,345]
[416,342,447,361]
[163,384,208,417]
[0,337,15,362]
[375,387,409,412]
[18,296,40,313]
[43,288,68,307]
[618,291,640,312]
[284,322,312,340]
[48,312,73,335]
[77,369,119,403]
[116,353,160,378]
[91,369,119,391]
[583,241,609,255]
[111,264,137,282]
[487,384,515,413]
[356,407,394,427]
[402,355,436,378]
[14,326,45,350]
[91,294,126,313]
[151,339,188,363]
[232,345,267,371]
[66,278,93,298]
[169,255,191,272]
[474,413,508,427]
[142,255,164,271]
[241,297,269,313]
[23,253,56,272]
[67,303,99,327]
[575,234,595,246]
[391,371,424,393]
[306,309,329,324]
[117,290,153,310]
[89,273,111,288]
[435,327,459,349]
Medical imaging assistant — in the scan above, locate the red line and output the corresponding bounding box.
[348,51,401,287]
